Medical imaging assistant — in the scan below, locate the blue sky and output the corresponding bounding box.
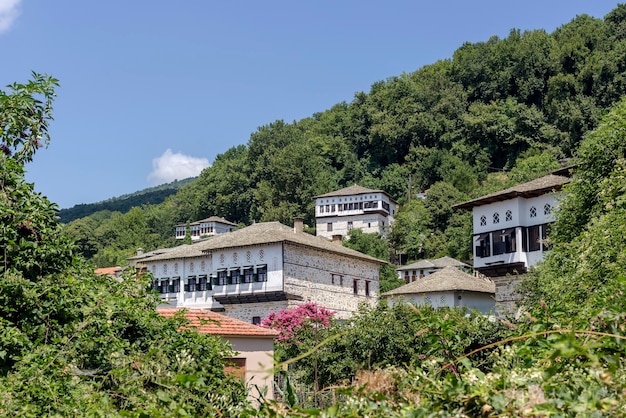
[1,1,620,209]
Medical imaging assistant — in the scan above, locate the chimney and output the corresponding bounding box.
[137,248,144,256]
[294,217,304,234]
[332,234,343,244]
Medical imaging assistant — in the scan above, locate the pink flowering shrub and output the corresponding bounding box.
[261,302,335,342]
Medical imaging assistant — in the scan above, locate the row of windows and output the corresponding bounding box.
[475,224,550,258]
[319,201,383,214]
[152,267,268,294]
[479,204,552,227]
[331,274,371,296]
[320,195,377,204]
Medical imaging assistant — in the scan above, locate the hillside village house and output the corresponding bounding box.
[136,219,385,323]
[175,216,236,241]
[453,171,571,313]
[157,308,279,402]
[383,266,496,314]
[314,185,397,240]
[396,256,471,283]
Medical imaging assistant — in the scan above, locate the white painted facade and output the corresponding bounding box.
[175,217,236,241]
[142,222,383,323]
[314,185,397,240]
[386,291,494,314]
[471,193,558,273]
[454,173,570,277]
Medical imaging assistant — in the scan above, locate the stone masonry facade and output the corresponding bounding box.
[282,243,379,319]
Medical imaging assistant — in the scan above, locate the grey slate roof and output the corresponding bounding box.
[397,256,470,271]
[127,245,188,262]
[175,216,237,228]
[453,174,570,210]
[313,184,398,203]
[140,221,387,265]
[382,266,495,296]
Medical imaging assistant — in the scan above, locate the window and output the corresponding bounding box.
[493,212,500,224]
[365,280,371,297]
[353,279,359,295]
[256,266,267,282]
[243,268,254,283]
[229,270,240,285]
[185,276,196,292]
[544,204,552,215]
[252,316,261,325]
[440,295,445,304]
[327,223,333,232]
[215,270,228,286]
[480,215,487,226]
[505,210,512,222]
[526,225,541,252]
[223,358,246,381]
[172,278,180,293]
[492,228,516,255]
[530,206,537,218]
[160,279,170,294]
[198,275,209,291]
[347,221,353,231]
[542,223,551,251]
[475,233,491,258]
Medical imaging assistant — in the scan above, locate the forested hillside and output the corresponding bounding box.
[57,177,196,223]
[65,5,626,268]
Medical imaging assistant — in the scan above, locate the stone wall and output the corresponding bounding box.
[224,301,289,323]
[492,274,524,317]
[283,243,380,319]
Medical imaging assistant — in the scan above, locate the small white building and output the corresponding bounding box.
[453,173,570,277]
[157,308,279,403]
[138,220,385,323]
[313,184,397,240]
[383,266,496,314]
[396,256,471,283]
[174,216,237,241]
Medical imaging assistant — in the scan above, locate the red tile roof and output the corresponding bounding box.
[95,267,122,276]
[157,308,279,338]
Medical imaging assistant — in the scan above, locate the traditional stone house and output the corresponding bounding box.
[175,216,236,241]
[157,308,279,402]
[383,266,496,314]
[140,220,385,323]
[396,256,471,283]
[453,172,570,314]
[313,185,397,240]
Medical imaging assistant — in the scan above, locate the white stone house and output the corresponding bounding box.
[453,173,570,277]
[313,184,397,240]
[175,216,237,241]
[396,256,471,283]
[383,266,496,314]
[138,220,385,323]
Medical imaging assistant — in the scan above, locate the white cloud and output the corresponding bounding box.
[0,0,21,33]
[148,149,210,185]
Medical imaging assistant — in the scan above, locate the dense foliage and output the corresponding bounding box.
[1,75,251,416]
[64,5,626,269]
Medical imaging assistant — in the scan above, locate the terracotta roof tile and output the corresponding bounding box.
[157,308,279,338]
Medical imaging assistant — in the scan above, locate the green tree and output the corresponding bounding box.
[520,96,626,316]
[1,75,249,416]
